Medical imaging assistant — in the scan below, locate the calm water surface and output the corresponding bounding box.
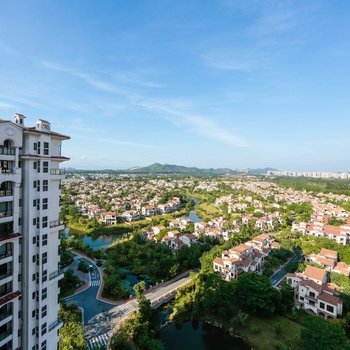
[159,321,251,350]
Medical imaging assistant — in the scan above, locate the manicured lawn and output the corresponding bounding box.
[239,315,303,350]
[195,202,221,220]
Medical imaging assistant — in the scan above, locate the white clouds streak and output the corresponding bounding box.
[42,61,248,148]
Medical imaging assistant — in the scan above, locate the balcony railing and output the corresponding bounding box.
[0,190,13,198]
[0,309,12,322]
[0,272,12,281]
[49,269,64,280]
[0,250,12,260]
[0,169,15,174]
[50,169,65,175]
[0,232,21,243]
[0,328,12,342]
[49,318,63,332]
[0,211,13,219]
[49,220,64,228]
[0,290,21,306]
[0,148,15,156]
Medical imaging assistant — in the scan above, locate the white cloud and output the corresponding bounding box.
[42,61,247,148]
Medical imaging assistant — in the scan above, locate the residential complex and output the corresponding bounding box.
[213,234,280,281]
[268,170,350,179]
[287,266,343,319]
[0,114,69,350]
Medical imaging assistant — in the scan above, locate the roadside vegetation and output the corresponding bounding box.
[59,303,87,350]
[110,282,164,350]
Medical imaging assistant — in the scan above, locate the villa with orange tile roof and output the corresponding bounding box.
[213,235,279,281]
[287,265,343,319]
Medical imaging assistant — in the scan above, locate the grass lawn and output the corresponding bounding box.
[239,315,303,350]
[195,202,221,220]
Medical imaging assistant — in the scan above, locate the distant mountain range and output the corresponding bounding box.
[126,163,277,175]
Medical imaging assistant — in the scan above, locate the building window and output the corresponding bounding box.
[309,292,315,298]
[43,180,48,192]
[41,322,47,336]
[38,142,41,154]
[43,142,49,155]
[300,296,304,301]
[32,292,35,300]
[32,309,35,318]
[42,234,48,246]
[33,218,37,226]
[32,273,35,281]
[42,252,47,264]
[41,305,47,318]
[37,161,40,173]
[42,216,48,228]
[36,217,40,229]
[33,181,37,189]
[42,198,48,210]
[34,143,37,151]
[32,236,36,244]
[32,327,35,335]
[18,217,21,226]
[320,302,325,309]
[33,162,37,170]
[41,340,47,350]
[37,180,40,192]
[42,287,47,300]
[43,161,49,173]
[42,270,47,282]
[32,255,36,263]
[327,305,334,313]
[37,198,40,210]
[33,199,37,207]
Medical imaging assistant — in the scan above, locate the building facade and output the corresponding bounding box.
[0,114,69,350]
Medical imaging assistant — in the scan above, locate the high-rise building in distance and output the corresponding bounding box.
[0,114,69,350]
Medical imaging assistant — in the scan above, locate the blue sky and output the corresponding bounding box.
[0,0,349,171]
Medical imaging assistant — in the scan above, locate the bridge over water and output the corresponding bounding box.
[85,271,193,350]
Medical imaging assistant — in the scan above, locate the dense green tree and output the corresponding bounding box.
[234,273,280,316]
[59,304,87,350]
[300,317,350,350]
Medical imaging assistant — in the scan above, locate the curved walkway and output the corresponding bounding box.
[63,252,116,323]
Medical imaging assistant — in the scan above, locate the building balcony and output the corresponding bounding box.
[0,291,21,306]
[0,250,12,261]
[0,232,21,243]
[0,211,13,219]
[49,318,63,332]
[50,169,65,176]
[0,272,12,282]
[49,220,64,229]
[0,169,15,175]
[0,148,15,156]
[0,304,12,324]
[49,269,64,281]
[0,328,12,343]
[0,191,13,198]
[0,147,16,156]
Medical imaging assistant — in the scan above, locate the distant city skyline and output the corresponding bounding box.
[0,1,349,171]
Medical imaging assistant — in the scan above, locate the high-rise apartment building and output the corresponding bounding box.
[0,114,69,350]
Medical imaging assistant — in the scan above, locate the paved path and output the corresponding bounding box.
[85,272,193,350]
[270,250,302,286]
[63,255,115,323]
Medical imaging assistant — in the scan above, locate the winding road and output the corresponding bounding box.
[64,253,193,350]
[270,249,302,286]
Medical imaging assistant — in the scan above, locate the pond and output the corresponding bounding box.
[183,196,203,223]
[63,227,127,250]
[159,321,251,350]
